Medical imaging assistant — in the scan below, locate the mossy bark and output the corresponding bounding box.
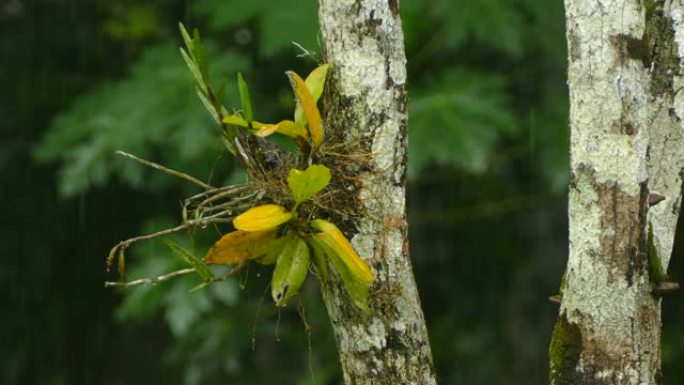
[551,1,684,384]
[316,1,437,384]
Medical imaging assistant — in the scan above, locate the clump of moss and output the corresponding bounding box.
[549,313,583,385]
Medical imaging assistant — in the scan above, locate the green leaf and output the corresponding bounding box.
[409,69,518,177]
[196,88,220,124]
[307,236,329,283]
[178,22,193,52]
[222,113,249,127]
[215,79,228,111]
[287,164,331,206]
[237,72,253,121]
[191,29,210,83]
[36,43,249,196]
[178,23,210,88]
[271,236,310,306]
[165,240,215,281]
[179,47,205,90]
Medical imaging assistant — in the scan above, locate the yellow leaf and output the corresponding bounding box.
[204,230,277,265]
[286,71,324,151]
[294,63,331,125]
[251,121,279,137]
[250,120,308,139]
[310,234,371,312]
[311,219,374,283]
[233,204,293,232]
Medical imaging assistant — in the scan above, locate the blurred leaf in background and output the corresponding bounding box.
[35,44,248,196]
[409,69,517,176]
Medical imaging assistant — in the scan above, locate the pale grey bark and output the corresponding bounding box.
[551,1,684,384]
[316,1,437,384]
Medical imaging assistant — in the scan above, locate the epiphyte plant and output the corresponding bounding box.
[105,23,374,313]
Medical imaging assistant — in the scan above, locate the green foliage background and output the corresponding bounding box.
[3,0,684,384]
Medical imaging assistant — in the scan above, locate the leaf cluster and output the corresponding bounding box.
[107,25,374,315]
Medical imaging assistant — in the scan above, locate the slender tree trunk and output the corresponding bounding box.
[550,1,684,384]
[316,1,437,384]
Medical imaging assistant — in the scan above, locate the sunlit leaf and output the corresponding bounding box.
[311,219,373,283]
[222,114,249,127]
[271,236,310,306]
[294,63,331,125]
[309,234,371,312]
[237,72,253,121]
[251,121,279,137]
[286,71,324,151]
[274,120,308,139]
[165,240,215,281]
[233,204,292,232]
[203,230,277,264]
[287,164,331,206]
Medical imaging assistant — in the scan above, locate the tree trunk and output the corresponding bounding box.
[316,1,437,384]
[550,1,684,384]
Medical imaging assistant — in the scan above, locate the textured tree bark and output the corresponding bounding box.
[550,1,684,384]
[316,1,437,384]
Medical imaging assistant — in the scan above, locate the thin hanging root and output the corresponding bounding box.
[105,268,196,287]
[116,151,214,189]
[105,262,248,288]
[106,212,235,272]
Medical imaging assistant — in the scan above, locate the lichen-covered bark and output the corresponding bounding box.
[316,1,436,384]
[551,1,684,384]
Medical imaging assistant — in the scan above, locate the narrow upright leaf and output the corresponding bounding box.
[295,63,331,124]
[287,164,331,206]
[271,236,310,306]
[215,79,228,111]
[237,73,253,121]
[191,29,210,83]
[178,22,193,52]
[166,240,215,280]
[197,88,220,123]
[180,48,205,90]
[286,71,324,151]
[233,204,293,232]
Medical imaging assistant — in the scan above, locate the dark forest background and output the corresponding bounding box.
[2,1,684,384]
